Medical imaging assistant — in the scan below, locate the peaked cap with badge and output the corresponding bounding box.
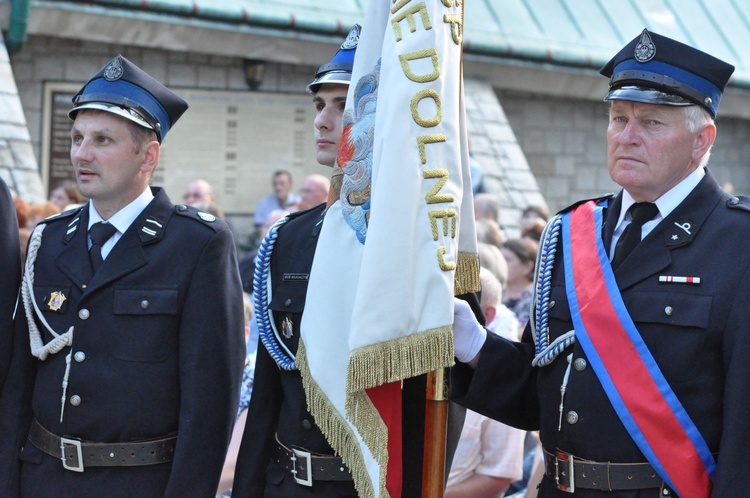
[0,55,246,498]
[306,24,361,94]
[600,28,735,118]
[452,28,750,498]
[69,54,188,142]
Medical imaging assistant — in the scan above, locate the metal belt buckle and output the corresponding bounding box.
[554,450,575,493]
[291,447,313,486]
[60,437,84,472]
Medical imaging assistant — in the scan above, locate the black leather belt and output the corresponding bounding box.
[273,433,352,487]
[543,448,664,493]
[28,419,176,473]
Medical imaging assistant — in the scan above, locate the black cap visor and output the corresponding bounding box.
[604,85,694,107]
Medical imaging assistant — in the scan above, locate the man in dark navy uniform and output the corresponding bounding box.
[452,30,750,496]
[232,27,362,498]
[0,177,21,393]
[0,55,245,497]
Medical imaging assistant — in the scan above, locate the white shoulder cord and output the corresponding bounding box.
[22,223,75,422]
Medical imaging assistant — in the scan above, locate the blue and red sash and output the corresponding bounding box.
[561,200,715,498]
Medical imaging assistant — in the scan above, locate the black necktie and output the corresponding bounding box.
[611,202,659,269]
[89,222,118,272]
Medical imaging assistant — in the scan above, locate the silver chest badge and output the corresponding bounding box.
[634,29,656,63]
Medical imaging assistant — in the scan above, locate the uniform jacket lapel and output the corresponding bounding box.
[91,188,174,291]
[55,206,93,290]
[57,189,174,294]
[614,170,724,290]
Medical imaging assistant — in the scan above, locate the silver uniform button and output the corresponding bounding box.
[573,358,587,371]
[78,309,90,320]
[664,306,674,316]
[70,395,81,406]
[141,300,149,310]
[565,411,579,425]
[74,351,86,362]
[548,300,556,309]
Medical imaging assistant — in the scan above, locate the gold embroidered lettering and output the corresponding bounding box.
[391,0,462,274]
[443,14,462,45]
[424,169,453,204]
[416,134,446,164]
[392,2,432,42]
[429,209,457,239]
[391,0,410,14]
[399,49,441,83]
[437,246,456,271]
[411,89,442,128]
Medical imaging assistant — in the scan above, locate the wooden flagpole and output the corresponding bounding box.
[421,367,449,497]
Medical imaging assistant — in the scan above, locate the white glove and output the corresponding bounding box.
[453,298,487,363]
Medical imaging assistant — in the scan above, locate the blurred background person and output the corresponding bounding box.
[477,241,508,290]
[252,169,300,230]
[520,217,545,243]
[474,192,500,224]
[24,201,60,229]
[501,238,538,331]
[476,218,504,249]
[49,180,82,211]
[183,178,215,206]
[519,204,549,231]
[296,173,330,211]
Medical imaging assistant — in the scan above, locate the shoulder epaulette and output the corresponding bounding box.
[42,205,84,224]
[173,204,227,232]
[726,195,750,213]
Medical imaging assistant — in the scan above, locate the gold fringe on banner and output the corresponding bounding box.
[454,251,481,295]
[346,326,454,394]
[344,327,454,488]
[297,340,384,498]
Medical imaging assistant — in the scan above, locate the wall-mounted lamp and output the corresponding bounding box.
[243,59,265,91]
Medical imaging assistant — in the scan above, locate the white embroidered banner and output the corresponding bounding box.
[299,1,477,496]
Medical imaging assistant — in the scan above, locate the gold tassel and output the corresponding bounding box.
[454,251,481,295]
